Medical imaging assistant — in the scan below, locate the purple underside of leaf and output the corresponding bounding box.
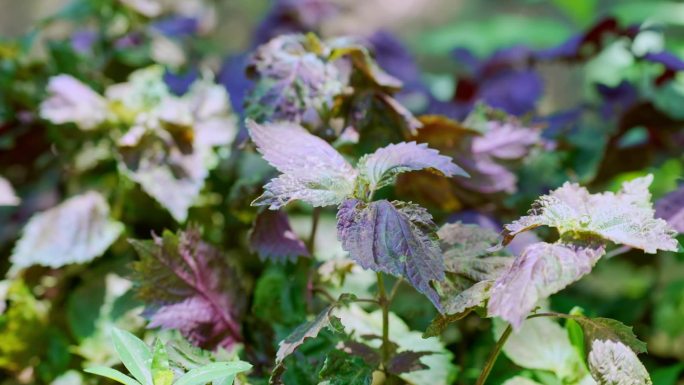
[130,227,244,349]
[387,351,432,375]
[250,209,309,263]
[336,198,445,311]
[656,185,684,233]
[488,241,605,329]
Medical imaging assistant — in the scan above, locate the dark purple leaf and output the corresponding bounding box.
[387,351,432,375]
[249,210,309,263]
[656,185,684,233]
[252,0,337,46]
[336,199,445,311]
[130,227,246,350]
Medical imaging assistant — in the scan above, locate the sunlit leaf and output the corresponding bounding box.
[151,340,173,385]
[337,199,445,310]
[11,191,123,269]
[111,328,153,385]
[357,141,468,193]
[496,317,588,382]
[488,241,606,328]
[84,366,141,385]
[588,340,652,385]
[248,120,357,209]
[504,175,678,253]
[174,362,252,385]
[40,74,108,130]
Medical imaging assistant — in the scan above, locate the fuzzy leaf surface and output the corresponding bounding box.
[588,340,652,385]
[248,120,357,209]
[357,141,467,192]
[504,175,678,253]
[488,241,606,328]
[337,199,445,310]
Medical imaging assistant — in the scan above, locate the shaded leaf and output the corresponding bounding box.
[246,33,345,123]
[275,305,341,365]
[502,377,544,385]
[504,175,678,253]
[387,351,432,375]
[656,185,684,233]
[571,316,648,355]
[338,341,380,365]
[11,191,123,269]
[435,222,512,314]
[130,228,245,350]
[247,120,357,209]
[488,241,606,328]
[319,350,374,385]
[249,210,309,263]
[588,340,652,385]
[357,141,468,193]
[337,199,445,310]
[0,177,20,206]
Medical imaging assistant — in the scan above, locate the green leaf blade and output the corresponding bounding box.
[174,362,252,385]
[84,366,142,385]
[111,328,153,385]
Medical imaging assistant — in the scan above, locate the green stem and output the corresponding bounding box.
[476,324,513,385]
[307,207,321,254]
[376,272,391,373]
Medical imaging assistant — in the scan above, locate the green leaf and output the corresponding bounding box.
[319,350,374,385]
[151,340,173,385]
[111,328,153,385]
[174,362,252,385]
[571,316,648,355]
[84,366,141,385]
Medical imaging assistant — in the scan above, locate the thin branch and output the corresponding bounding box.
[475,324,513,385]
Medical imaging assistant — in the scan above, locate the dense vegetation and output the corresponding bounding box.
[1,1,683,385]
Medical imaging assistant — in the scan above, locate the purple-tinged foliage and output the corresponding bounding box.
[387,351,431,375]
[247,120,357,209]
[252,0,337,47]
[163,67,199,96]
[151,16,199,38]
[643,51,684,86]
[130,228,246,350]
[435,222,511,315]
[656,185,684,233]
[219,53,253,116]
[245,33,345,124]
[249,209,309,263]
[336,199,445,310]
[504,175,679,253]
[488,241,606,329]
[357,141,468,192]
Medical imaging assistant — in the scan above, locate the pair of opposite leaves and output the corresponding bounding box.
[248,120,679,327]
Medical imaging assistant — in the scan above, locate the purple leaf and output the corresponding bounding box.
[247,120,357,209]
[503,175,679,254]
[130,228,245,350]
[488,241,605,329]
[358,141,468,192]
[336,199,445,311]
[246,34,345,123]
[655,185,684,233]
[249,210,309,263]
[387,351,432,375]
